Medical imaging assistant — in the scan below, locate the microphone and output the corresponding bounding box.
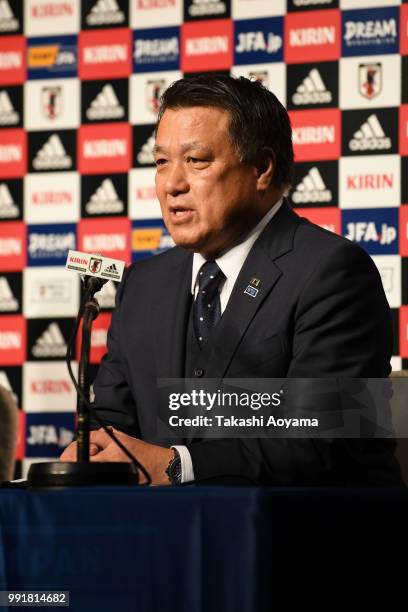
[65,249,125,294]
[26,249,142,487]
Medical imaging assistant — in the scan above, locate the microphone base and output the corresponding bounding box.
[27,461,139,490]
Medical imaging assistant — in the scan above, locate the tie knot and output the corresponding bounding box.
[197,261,224,293]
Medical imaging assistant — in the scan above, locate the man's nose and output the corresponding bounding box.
[165,161,189,196]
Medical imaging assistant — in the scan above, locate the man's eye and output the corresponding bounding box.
[155,158,167,166]
[187,157,206,164]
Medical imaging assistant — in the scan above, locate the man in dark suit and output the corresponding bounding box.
[61,75,401,486]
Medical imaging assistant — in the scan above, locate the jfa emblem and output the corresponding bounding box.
[89,257,102,274]
[244,278,261,298]
[359,63,382,100]
[244,286,258,298]
[146,79,166,114]
[41,86,62,119]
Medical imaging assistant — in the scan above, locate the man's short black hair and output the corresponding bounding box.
[156,74,294,189]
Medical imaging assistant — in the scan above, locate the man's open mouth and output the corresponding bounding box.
[169,206,194,220]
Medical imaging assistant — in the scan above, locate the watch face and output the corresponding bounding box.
[167,451,182,484]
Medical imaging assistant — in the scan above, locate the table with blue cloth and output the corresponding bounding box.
[0,486,407,611]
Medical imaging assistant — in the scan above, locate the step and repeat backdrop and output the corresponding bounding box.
[0,0,407,475]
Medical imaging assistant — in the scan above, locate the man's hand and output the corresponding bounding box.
[61,428,173,485]
[60,441,101,462]
[60,429,174,484]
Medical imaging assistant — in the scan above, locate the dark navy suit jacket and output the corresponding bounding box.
[93,201,402,485]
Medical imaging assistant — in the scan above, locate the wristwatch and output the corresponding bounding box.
[165,448,182,485]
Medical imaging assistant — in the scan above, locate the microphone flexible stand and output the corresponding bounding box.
[76,297,97,463]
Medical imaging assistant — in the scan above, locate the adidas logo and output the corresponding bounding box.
[33,134,72,170]
[188,0,226,17]
[95,280,116,309]
[104,263,118,274]
[349,114,391,152]
[292,167,332,204]
[137,131,155,165]
[292,68,332,106]
[0,183,19,218]
[32,323,67,358]
[0,0,19,33]
[0,371,18,404]
[86,0,125,26]
[86,178,124,214]
[0,276,18,312]
[0,90,19,125]
[86,84,125,121]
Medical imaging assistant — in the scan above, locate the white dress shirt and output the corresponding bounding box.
[172,198,283,483]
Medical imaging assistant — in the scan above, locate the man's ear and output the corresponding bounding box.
[255,147,275,192]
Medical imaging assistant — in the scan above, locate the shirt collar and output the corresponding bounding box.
[191,197,283,295]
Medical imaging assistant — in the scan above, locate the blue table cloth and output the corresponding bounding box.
[0,486,407,611]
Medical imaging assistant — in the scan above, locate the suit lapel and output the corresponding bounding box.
[153,251,193,378]
[152,201,301,380]
[204,201,301,379]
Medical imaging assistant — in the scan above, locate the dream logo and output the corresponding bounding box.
[234,17,283,65]
[342,7,399,57]
[27,223,76,266]
[133,26,179,73]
